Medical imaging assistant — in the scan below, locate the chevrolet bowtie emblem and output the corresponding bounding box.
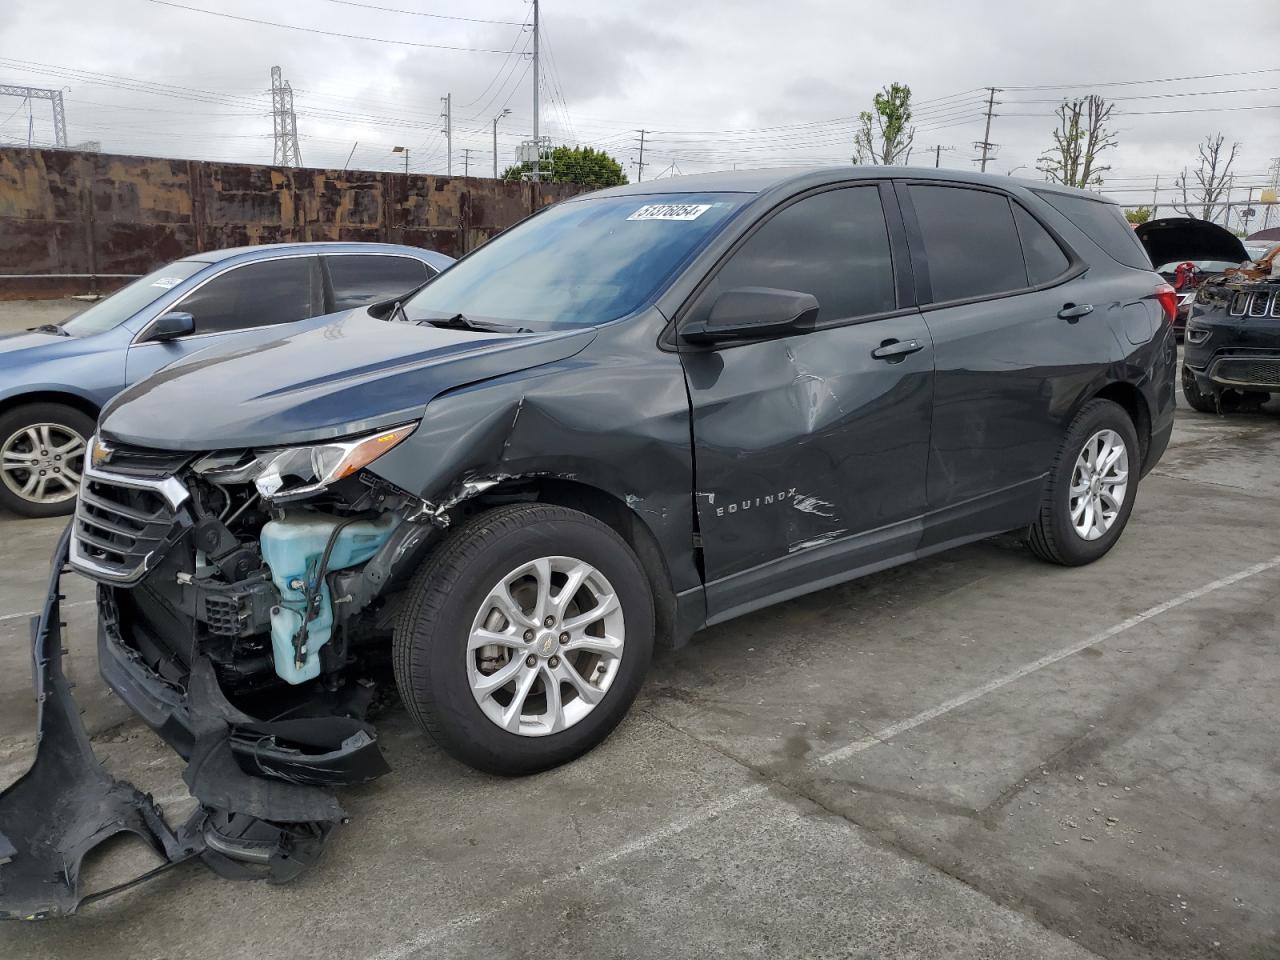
[90,439,113,468]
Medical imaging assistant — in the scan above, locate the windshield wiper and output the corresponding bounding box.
[388,300,409,324]
[29,323,70,337]
[421,312,531,334]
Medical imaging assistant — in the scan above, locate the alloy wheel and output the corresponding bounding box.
[466,555,624,737]
[0,423,86,505]
[1069,428,1129,541]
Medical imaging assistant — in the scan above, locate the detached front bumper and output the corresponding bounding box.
[0,527,388,919]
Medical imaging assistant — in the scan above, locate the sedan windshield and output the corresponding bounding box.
[404,192,747,328]
[60,261,207,337]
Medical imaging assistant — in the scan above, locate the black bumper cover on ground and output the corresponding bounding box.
[0,525,390,919]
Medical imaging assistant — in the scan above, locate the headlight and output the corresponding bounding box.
[194,423,416,500]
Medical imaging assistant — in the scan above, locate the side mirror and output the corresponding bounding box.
[148,311,195,342]
[681,287,820,344]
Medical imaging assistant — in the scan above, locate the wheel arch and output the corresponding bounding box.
[464,476,682,649]
[1087,380,1151,468]
[0,390,101,426]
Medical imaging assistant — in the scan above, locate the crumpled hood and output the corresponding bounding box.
[1136,217,1249,268]
[101,310,596,450]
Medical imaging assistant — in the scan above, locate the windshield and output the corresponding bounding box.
[60,261,207,337]
[404,192,747,328]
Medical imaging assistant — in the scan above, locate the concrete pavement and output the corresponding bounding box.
[0,368,1276,959]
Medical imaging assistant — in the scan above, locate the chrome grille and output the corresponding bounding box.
[69,461,189,584]
[1211,356,1280,388]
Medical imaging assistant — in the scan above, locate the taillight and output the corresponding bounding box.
[1155,282,1178,324]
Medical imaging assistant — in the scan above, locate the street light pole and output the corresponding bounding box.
[391,145,408,175]
[493,107,511,179]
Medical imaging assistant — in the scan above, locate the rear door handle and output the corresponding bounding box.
[1058,302,1094,321]
[871,338,924,361]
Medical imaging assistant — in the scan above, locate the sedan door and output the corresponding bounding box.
[677,183,935,623]
[125,255,322,383]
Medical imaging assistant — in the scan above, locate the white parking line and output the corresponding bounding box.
[368,554,1280,960]
[0,598,94,624]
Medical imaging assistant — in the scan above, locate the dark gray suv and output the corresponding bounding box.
[1,168,1177,915]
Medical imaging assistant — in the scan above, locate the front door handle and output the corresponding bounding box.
[871,338,924,361]
[1057,302,1094,321]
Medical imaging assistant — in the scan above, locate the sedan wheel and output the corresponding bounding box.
[0,403,94,518]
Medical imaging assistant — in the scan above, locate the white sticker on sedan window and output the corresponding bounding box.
[150,276,184,289]
[627,203,712,222]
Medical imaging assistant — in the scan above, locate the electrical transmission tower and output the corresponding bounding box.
[270,66,302,167]
[0,84,67,147]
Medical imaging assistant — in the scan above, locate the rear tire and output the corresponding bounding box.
[1181,365,1216,414]
[1027,399,1140,567]
[393,503,654,776]
[0,402,93,518]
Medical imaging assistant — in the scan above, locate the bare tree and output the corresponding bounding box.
[1173,133,1240,223]
[852,83,915,165]
[1036,95,1117,187]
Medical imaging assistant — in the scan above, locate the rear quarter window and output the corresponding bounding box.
[1034,191,1153,270]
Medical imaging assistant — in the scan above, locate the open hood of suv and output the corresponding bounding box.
[1135,217,1249,269]
[100,310,595,451]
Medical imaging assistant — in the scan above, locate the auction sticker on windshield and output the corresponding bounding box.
[150,276,185,289]
[627,203,712,221]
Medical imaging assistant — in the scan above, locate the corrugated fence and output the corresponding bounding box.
[0,147,586,299]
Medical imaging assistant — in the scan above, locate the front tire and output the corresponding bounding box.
[1027,399,1140,566]
[393,503,655,776]
[1181,365,1216,413]
[0,403,93,518]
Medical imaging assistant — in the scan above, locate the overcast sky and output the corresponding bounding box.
[3,0,1278,222]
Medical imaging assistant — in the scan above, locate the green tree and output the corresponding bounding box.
[1125,206,1152,225]
[852,82,915,165]
[502,145,628,188]
[1036,95,1117,188]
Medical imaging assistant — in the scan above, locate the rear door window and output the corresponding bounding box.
[694,185,897,324]
[174,257,318,334]
[327,254,431,310]
[909,185,1028,302]
[1034,191,1153,270]
[1012,204,1071,285]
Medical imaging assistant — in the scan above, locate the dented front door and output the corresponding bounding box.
[678,184,934,621]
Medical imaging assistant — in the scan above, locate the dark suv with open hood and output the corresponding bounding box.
[1,168,1177,916]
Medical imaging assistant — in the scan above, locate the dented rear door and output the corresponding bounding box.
[678,183,934,622]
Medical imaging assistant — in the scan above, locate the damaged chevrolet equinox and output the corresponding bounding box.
[2,168,1176,915]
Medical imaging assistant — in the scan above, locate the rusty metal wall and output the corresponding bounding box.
[0,147,586,299]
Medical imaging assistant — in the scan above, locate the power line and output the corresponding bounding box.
[1001,66,1280,91]
[312,0,525,25]
[144,0,523,54]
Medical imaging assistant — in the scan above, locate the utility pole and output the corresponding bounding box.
[929,144,955,168]
[493,107,511,178]
[531,0,540,182]
[462,148,474,178]
[973,86,1000,173]
[440,93,452,176]
[634,129,647,182]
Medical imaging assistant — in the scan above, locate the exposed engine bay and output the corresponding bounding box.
[0,429,458,916]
